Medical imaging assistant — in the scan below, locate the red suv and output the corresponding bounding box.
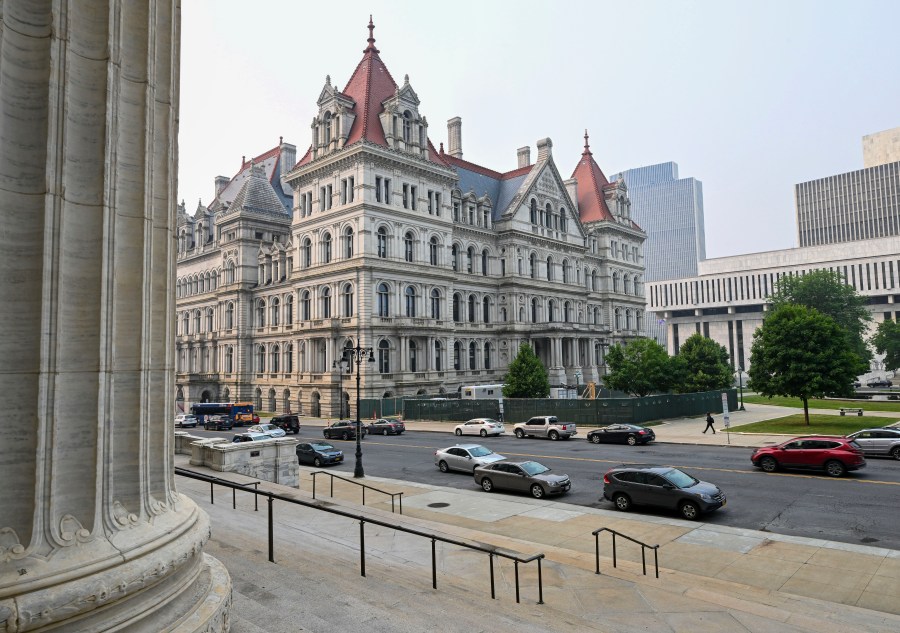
[751,436,866,477]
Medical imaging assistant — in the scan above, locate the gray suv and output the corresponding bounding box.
[846,427,900,460]
[602,465,726,520]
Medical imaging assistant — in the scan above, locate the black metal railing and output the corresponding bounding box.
[310,470,403,514]
[175,467,545,604]
[592,527,659,578]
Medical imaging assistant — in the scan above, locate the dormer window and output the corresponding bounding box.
[403,111,412,144]
[324,112,333,146]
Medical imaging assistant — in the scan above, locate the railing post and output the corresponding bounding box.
[330,474,334,498]
[537,556,544,605]
[312,472,317,500]
[210,480,214,504]
[612,532,617,568]
[359,519,366,577]
[431,538,437,589]
[267,496,274,563]
[253,482,259,511]
[594,531,600,574]
[489,553,495,600]
[232,486,236,510]
[391,493,395,514]
[362,486,365,507]
[654,547,659,579]
[641,545,646,575]
[514,560,520,604]
[399,492,403,515]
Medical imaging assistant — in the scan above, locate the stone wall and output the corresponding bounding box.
[189,438,300,487]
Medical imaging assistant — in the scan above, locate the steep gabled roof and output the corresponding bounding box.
[570,131,614,223]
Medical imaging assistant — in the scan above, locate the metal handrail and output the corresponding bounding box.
[592,527,659,578]
[175,466,545,604]
[310,470,403,514]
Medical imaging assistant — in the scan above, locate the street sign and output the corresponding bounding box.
[721,392,730,427]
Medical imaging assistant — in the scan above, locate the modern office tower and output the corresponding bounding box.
[611,162,706,344]
[863,126,900,168]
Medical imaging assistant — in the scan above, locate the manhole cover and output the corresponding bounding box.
[427,502,450,508]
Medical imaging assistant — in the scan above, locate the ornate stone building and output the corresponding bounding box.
[175,20,646,416]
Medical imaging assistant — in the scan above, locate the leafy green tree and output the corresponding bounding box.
[604,338,670,397]
[673,333,734,393]
[872,319,900,372]
[770,269,871,369]
[503,344,550,398]
[748,304,860,424]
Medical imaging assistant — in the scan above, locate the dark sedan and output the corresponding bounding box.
[586,423,655,446]
[367,418,405,435]
[323,420,367,441]
[474,460,571,499]
[296,442,344,467]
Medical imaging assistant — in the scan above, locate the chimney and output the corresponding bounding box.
[517,146,531,168]
[564,177,578,206]
[536,138,552,162]
[447,117,463,158]
[279,138,296,176]
[214,176,230,194]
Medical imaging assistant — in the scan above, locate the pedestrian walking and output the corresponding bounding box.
[703,412,716,434]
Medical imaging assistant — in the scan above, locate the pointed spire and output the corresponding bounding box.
[582,129,592,156]
[364,15,380,54]
[325,74,332,88]
[404,73,410,86]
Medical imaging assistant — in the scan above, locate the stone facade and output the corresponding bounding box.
[0,3,230,631]
[174,21,646,415]
[863,126,900,169]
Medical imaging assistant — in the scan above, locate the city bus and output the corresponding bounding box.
[190,402,257,427]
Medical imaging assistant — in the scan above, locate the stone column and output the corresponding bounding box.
[0,3,231,631]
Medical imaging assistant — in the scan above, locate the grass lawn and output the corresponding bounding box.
[743,394,900,413]
[729,413,899,435]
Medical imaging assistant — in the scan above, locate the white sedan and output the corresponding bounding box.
[453,418,505,437]
[247,423,286,438]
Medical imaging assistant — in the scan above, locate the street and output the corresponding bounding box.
[191,427,900,550]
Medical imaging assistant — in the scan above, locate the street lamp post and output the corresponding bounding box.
[574,370,582,398]
[333,355,350,418]
[737,366,746,411]
[345,341,375,478]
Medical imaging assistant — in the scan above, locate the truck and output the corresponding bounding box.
[460,384,504,400]
[513,416,577,441]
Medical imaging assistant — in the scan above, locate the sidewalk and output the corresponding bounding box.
[175,453,900,633]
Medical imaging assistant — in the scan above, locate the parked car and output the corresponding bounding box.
[174,413,198,428]
[270,414,300,434]
[867,379,893,388]
[323,420,366,440]
[454,418,504,437]
[513,416,576,440]
[846,428,900,460]
[586,423,655,446]
[852,381,862,389]
[204,415,233,431]
[602,465,726,520]
[751,436,866,477]
[474,460,571,499]
[434,444,506,473]
[247,423,286,438]
[367,418,406,435]
[296,442,344,467]
[232,432,270,443]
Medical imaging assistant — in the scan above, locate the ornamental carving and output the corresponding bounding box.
[58,514,92,546]
[0,526,26,562]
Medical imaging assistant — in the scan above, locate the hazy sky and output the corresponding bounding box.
[179,0,900,259]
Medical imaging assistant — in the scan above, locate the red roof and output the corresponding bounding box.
[440,151,533,181]
[570,131,614,222]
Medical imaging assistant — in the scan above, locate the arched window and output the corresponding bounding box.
[256,300,265,327]
[626,309,633,330]
[481,249,488,276]
[434,340,443,371]
[342,283,354,317]
[271,297,280,326]
[344,227,354,258]
[404,232,414,263]
[376,227,387,258]
[466,247,474,273]
[484,342,492,370]
[562,259,570,284]
[193,309,201,332]
[322,232,332,263]
[377,283,389,317]
[285,295,294,324]
[592,270,598,291]
[225,261,235,284]
[530,199,537,224]
[453,341,461,370]
[615,308,622,330]
[256,345,266,373]
[482,297,490,323]
[529,253,537,279]
[301,290,311,320]
[546,257,554,281]
[403,110,412,144]
[324,111,332,145]
[467,294,476,322]
[548,300,556,322]
[302,238,312,268]
[429,236,439,265]
[430,289,441,319]
[613,272,620,293]
[634,276,641,296]
[545,203,553,228]
[405,286,417,317]
[624,274,631,295]
[378,339,390,373]
[225,346,234,373]
[321,287,332,318]
[564,301,572,323]
[409,339,417,371]
[500,307,507,322]
[531,298,538,323]
[206,308,214,332]
[636,311,643,332]
[285,343,294,373]
[559,208,568,232]
[271,345,280,373]
[225,302,234,329]
[451,244,459,271]
[468,342,477,370]
[452,293,461,322]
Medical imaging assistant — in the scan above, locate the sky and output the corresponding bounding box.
[178,0,900,259]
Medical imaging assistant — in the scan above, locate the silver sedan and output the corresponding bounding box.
[434,444,506,473]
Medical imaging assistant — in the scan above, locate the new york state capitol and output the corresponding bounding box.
[174,26,646,416]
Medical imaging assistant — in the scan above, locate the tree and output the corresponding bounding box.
[503,344,550,398]
[604,338,670,397]
[748,304,861,424]
[769,269,871,368]
[872,319,900,372]
[672,333,734,393]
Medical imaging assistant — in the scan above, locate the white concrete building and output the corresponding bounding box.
[175,20,646,416]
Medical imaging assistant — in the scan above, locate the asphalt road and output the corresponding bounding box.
[190,427,900,550]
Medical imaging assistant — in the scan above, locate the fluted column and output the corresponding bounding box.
[0,2,231,631]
